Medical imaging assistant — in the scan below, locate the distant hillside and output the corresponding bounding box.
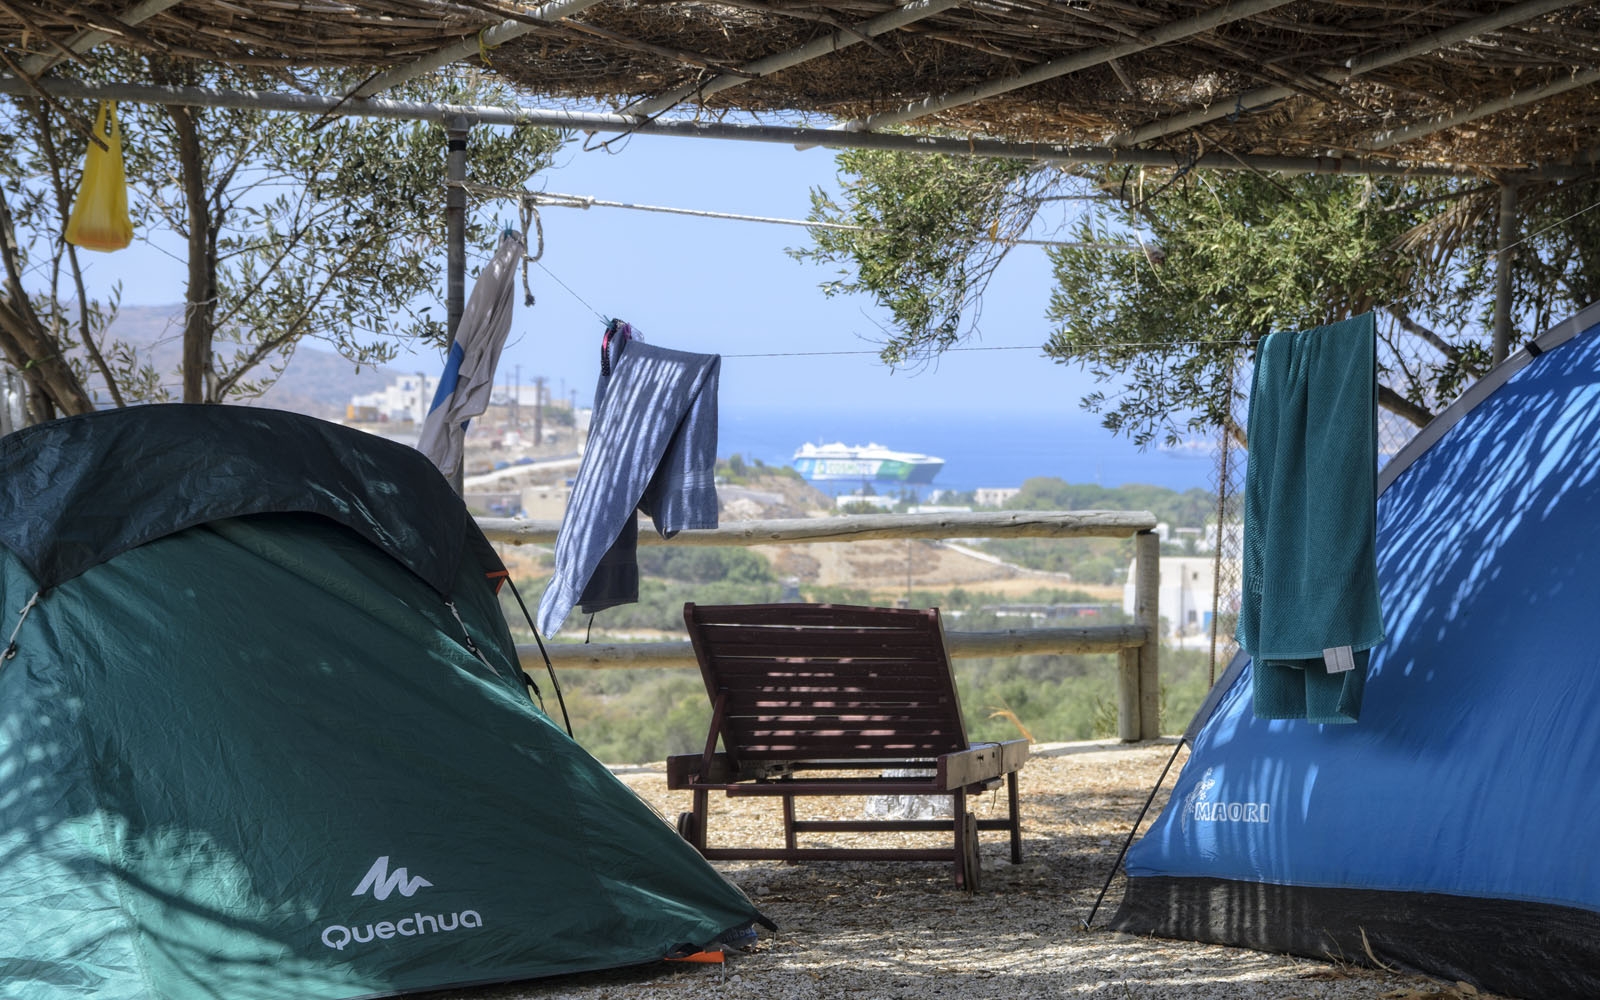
[101,304,406,418]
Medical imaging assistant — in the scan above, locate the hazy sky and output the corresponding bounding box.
[78,128,1119,422]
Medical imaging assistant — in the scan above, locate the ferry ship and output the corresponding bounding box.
[792,442,945,484]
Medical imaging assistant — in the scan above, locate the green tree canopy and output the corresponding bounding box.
[797,152,1600,445]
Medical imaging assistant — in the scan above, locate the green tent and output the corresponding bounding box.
[0,404,766,1000]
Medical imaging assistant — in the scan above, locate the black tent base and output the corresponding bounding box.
[1111,876,1600,1000]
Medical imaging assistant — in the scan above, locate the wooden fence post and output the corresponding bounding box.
[1116,647,1141,742]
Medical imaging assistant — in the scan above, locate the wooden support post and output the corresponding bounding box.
[1135,529,1162,740]
[1493,180,1520,367]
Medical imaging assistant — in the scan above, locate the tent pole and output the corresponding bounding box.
[1493,180,1520,366]
[445,116,470,494]
[1081,737,1186,930]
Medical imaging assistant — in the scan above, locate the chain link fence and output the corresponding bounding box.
[1203,357,1247,686]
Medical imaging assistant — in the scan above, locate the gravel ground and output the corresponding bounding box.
[426,742,1502,1000]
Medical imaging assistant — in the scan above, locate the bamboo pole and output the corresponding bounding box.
[840,0,1294,133]
[478,509,1158,547]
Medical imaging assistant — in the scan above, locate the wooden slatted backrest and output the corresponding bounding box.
[683,603,969,763]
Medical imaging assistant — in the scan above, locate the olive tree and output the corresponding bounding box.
[795,150,1600,446]
[0,60,563,420]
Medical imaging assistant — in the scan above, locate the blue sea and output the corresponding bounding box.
[719,406,1216,495]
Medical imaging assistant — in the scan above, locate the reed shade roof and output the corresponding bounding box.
[3,0,1598,174]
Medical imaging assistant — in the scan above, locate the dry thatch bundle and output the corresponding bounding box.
[1,0,1597,174]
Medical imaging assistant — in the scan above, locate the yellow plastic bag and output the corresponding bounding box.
[65,102,133,252]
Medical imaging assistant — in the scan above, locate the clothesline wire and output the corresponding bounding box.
[453,180,1140,252]
[488,182,1600,268]
[1498,196,1600,258]
[534,260,610,324]
[524,245,1254,358]
[469,182,1600,364]
[725,346,1036,358]
[721,339,1253,359]
[461,184,1600,267]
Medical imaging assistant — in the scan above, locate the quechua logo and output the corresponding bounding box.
[352,856,433,900]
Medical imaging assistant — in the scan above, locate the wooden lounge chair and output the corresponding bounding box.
[666,602,1029,889]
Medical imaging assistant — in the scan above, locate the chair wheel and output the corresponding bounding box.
[676,810,697,843]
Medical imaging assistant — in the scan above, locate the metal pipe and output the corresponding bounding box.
[0,75,1582,178]
[446,121,469,350]
[444,117,470,493]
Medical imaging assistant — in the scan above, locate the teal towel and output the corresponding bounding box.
[1237,312,1384,724]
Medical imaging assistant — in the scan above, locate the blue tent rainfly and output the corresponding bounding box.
[1111,300,1600,1000]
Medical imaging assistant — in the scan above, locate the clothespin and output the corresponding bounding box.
[601,319,633,377]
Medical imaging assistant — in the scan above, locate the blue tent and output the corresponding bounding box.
[1112,302,1600,1000]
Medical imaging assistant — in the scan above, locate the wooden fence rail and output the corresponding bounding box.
[485,509,1164,741]
[477,509,1158,547]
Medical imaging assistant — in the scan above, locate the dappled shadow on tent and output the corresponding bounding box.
[0,512,758,1000]
[0,403,763,1000]
[1162,347,1600,878]
[1113,311,1600,999]
[0,517,518,998]
[1376,335,1600,680]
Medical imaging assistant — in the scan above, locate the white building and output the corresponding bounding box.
[349,374,441,424]
[1193,520,1244,555]
[1123,556,1240,639]
[974,487,1021,507]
